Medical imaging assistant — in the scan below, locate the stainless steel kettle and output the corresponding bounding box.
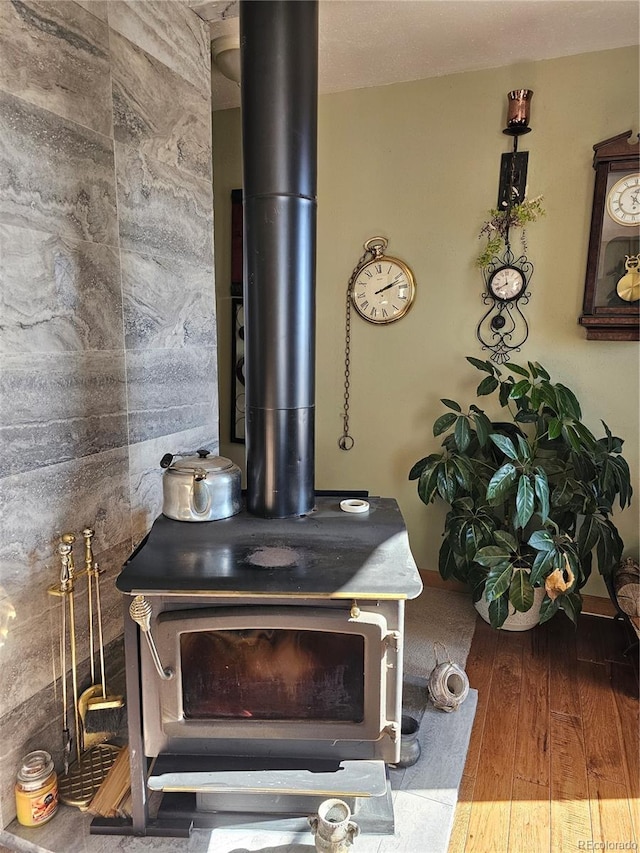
[160,449,242,522]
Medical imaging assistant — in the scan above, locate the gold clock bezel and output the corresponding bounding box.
[606,172,640,227]
[351,254,416,325]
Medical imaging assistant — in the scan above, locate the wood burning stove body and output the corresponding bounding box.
[101,496,422,837]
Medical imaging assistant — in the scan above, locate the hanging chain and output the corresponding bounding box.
[339,243,379,451]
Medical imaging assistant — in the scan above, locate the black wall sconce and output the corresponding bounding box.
[497,89,533,209]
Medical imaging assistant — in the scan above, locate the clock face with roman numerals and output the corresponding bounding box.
[606,173,640,226]
[352,255,415,324]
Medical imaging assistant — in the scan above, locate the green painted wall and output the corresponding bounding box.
[212,46,639,598]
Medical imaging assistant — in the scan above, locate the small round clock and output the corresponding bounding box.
[606,173,640,226]
[487,265,526,302]
[351,237,416,324]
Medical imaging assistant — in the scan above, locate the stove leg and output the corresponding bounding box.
[123,595,149,833]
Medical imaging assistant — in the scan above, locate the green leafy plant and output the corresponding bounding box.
[476,196,545,268]
[409,357,632,629]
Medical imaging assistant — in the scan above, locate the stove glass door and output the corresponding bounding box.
[181,628,364,721]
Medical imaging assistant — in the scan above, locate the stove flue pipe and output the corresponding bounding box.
[240,0,318,518]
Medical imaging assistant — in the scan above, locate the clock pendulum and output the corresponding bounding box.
[617,254,640,303]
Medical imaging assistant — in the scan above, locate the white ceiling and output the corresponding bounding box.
[187,0,640,111]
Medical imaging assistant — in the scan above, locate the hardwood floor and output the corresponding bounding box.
[449,613,639,853]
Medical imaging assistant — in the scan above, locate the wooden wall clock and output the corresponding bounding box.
[579,130,640,341]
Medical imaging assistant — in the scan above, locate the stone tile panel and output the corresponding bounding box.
[0,224,123,354]
[0,351,128,477]
[0,446,131,568]
[0,91,118,246]
[0,0,112,136]
[115,142,213,267]
[121,249,215,350]
[111,28,212,181]
[0,599,60,715]
[107,0,210,92]
[74,0,108,21]
[125,345,218,445]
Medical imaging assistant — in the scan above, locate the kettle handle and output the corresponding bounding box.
[160,453,174,469]
[192,478,210,515]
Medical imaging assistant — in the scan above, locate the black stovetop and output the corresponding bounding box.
[117,496,422,600]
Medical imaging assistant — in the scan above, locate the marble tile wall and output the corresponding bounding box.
[0,0,217,829]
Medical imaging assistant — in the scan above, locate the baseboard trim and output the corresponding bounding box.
[419,570,467,593]
[581,594,616,618]
[419,570,617,618]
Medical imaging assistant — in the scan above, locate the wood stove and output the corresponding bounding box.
[92,497,421,837]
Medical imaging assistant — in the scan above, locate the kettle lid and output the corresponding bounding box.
[162,449,237,474]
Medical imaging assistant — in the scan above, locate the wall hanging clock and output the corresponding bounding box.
[350,236,416,325]
[476,90,536,364]
[339,236,416,450]
[579,130,640,341]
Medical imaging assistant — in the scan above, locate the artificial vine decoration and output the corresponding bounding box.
[476,196,545,269]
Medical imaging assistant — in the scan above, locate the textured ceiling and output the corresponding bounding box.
[186,0,640,111]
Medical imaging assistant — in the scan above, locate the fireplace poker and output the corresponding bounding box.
[56,555,72,774]
[58,536,82,767]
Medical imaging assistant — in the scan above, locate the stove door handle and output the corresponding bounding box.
[129,595,174,680]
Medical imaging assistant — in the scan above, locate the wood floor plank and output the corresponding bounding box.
[602,616,638,667]
[509,778,550,853]
[514,625,550,787]
[578,660,629,784]
[448,773,475,853]
[576,613,608,663]
[550,710,592,851]
[460,617,498,780]
[464,631,524,853]
[456,615,637,853]
[610,661,640,840]
[548,613,582,719]
[588,774,636,847]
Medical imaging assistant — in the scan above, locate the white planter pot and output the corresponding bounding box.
[474,585,545,631]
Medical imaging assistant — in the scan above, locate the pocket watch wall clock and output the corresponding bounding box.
[351,236,416,324]
[339,236,416,450]
[579,130,640,341]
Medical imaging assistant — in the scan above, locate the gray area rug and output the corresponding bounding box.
[2,587,479,853]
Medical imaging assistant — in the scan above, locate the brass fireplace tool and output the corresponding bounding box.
[48,530,122,810]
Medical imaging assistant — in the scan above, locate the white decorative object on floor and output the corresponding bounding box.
[427,642,470,712]
[309,798,360,853]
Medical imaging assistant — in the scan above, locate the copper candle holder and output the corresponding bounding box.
[506,89,533,129]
